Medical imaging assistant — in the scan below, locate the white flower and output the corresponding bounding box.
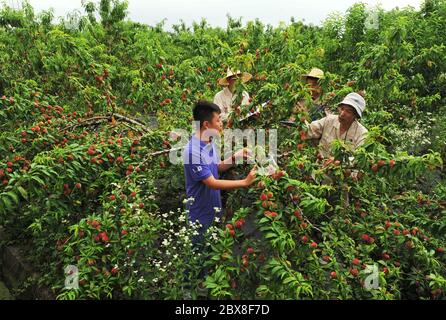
[153,278,158,283]
[162,239,170,246]
[162,213,168,218]
[214,217,220,223]
[214,207,221,213]
[173,254,178,259]
[183,197,195,204]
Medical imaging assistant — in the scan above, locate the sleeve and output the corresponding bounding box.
[306,116,327,140]
[183,145,214,181]
[241,91,250,106]
[185,163,213,182]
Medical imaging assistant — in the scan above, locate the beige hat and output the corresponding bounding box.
[218,68,252,86]
[302,67,324,80]
[338,92,366,118]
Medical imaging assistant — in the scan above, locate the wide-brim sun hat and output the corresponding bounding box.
[338,92,366,118]
[218,68,252,86]
[301,67,325,80]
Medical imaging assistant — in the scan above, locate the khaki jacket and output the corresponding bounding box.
[307,115,368,158]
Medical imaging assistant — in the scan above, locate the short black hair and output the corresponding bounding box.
[193,100,221,128]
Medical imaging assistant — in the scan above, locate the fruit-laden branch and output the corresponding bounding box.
[118,121,146,134]
[136,146,184,171]
[106,113,150,130]
[60,116,109,132]
[59,113,152,133]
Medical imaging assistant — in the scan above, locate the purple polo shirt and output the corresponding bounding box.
[183,135,222,227]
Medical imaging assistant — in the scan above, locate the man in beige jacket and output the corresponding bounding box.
[306,92,368,158]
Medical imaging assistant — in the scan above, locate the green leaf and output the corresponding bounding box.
[0,196,11,212]
[17,186,28,200]
[6,192,19,205]
[31,176,46,186]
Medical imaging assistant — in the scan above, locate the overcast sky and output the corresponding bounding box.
[11,0,424,28]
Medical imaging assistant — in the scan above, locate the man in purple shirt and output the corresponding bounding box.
[183,100,256,244]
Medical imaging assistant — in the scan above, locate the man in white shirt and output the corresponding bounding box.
[213,68,252,126]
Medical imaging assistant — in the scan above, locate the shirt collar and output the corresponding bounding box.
[335,117,359,132]
[192,134,213,149]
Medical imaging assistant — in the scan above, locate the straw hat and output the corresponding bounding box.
[301,67,325,80]
[218,68,252,86]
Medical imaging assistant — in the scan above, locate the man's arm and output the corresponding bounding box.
[305,116,327,140]
[203,167,256,190]
[202,175,248,190]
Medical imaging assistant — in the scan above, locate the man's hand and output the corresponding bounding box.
[322,156,335,168]
[244,166,257,187]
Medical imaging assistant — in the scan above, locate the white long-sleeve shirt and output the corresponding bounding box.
[213,87,250,122]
